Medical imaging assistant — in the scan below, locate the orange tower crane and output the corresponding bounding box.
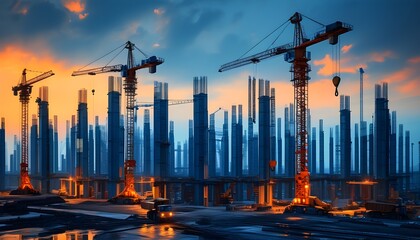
[219,12,352,205]
[72,41,164,202]
[10,69,55,195]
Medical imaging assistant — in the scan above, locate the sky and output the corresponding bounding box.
[1,0,420,170]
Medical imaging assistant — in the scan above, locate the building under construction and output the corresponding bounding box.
[1,73,419,204]
[1,15,419,206]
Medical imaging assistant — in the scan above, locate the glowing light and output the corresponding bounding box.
[285,216,303,221]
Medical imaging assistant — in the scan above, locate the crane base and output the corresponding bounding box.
[10,186,40,195]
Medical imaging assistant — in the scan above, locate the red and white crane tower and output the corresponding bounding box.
[72,41,164,202]
[10,69,55,195]
[219,12,352,205]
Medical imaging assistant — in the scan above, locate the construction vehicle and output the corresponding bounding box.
[364,200,418,219]
[72,41,164,203]
[146,204,174,223]
[141,198,173,222]
[285,196,332,215]
[10,69,55,195]
[219,12,352,207]
[141,197,170,210]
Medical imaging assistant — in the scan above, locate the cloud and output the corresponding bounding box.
[397,79,419,95]
[154,8,165,16]
[0,0,67,47]
[162,7,224,50]
[368,51,394,62]
[63,0,85,13]
[118,21,142,40]
[11,0,29,15]
[341,44,352,53]
[313,54,361,76]
[381,68,413,84]
[408,56,420,64]
[63,0,88,20]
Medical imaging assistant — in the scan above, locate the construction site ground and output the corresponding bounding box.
[0,195,420,239]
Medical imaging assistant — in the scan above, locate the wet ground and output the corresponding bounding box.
[1,196,420,239]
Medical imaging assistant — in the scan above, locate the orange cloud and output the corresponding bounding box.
[397,79,419,95]
[313,54,360,76]
[408,56,420,64]
[341,44,352,54]
[368,51,393,62]
[63,0,88,20]
[381,68,413,84]
[64,0,85,12]
[78,13,88,20]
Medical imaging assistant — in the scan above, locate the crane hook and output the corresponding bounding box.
[332,76,341,97]
[92,89,95,95]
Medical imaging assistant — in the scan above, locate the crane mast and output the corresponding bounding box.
[123,42,138,198]
[291,12,311,204]
[219,12,352,205]
[72,41,164,201]
[11,69,55,195]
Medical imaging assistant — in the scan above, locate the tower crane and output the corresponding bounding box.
[10,69,55,195]
[72,41,164,202]
[219,12,352,206]
[134,99,193,108]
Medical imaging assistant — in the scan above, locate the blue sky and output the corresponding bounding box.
[1,0,419,170]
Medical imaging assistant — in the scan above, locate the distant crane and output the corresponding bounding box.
[219,12,352,206]
[10,69,55,195]
[134,99,193,108]
[72,41,164,202]
[359,67,364,123]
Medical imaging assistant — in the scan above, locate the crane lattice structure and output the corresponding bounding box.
[10,69,55,195]
[135,99,193,108]
[219,12,352,205]
[72,41,163,201]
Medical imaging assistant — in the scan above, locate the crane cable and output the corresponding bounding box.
[300,13,326,27]
[76,42,127,71]
[238,18,290,60]
[266,22,290,50]
[331,37,341,96]
[134,45,149,58]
